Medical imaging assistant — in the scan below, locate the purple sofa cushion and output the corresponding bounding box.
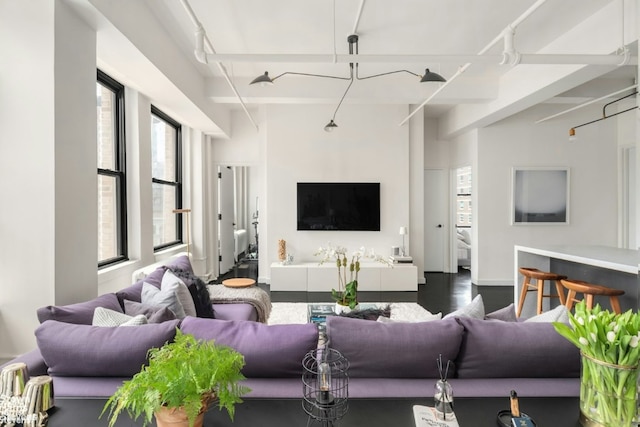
[36,293,123,325]
[180,317,318,378]
[455,317,580,378]
[326,316,464,378]
[35,319,180,377]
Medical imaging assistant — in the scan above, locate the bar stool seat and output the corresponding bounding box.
[560,279,625,314]
[516,267,567,317]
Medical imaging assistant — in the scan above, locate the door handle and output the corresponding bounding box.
[436,224,443,228]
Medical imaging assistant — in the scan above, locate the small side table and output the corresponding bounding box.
[222,278,256,288]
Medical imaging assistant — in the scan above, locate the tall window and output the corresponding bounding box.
[97,70,127,267]
[151,106,182,250]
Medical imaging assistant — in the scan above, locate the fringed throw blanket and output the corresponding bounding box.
[207,285,272,323]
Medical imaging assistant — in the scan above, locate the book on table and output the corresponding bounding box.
[413,405,459,427]
[307,303,335,323]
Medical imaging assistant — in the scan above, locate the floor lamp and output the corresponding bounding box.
[173,208,191,256]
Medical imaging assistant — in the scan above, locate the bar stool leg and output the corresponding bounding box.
[554,280,566,305]
[564,289,577,311]
[585,294,595,309]
[609,296,622,314]
[516,276,531,317]
[536,279,545,315]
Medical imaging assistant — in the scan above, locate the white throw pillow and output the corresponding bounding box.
[443,294,485,319]
[161,271,197,317]
[376,312,442,323]
[141,282,186,319]
[92,307,148,327]
[524,304,570,323]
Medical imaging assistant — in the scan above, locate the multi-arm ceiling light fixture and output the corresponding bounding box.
[568,91,638,142]
[249,34,446,132]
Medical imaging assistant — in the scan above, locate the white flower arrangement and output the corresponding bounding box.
[314,243,390,309]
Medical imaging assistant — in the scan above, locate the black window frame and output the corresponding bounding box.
[97,69,128,268]
[151,105,183,251]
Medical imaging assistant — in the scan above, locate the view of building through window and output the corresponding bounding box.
[97,71,126,266]
[456,166,472,228]
[151,108,182,249]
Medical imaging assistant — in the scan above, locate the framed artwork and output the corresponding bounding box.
[511,167,569,225]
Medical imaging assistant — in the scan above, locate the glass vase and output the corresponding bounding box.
[579,353,639,427]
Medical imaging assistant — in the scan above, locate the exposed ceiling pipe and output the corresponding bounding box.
[399,0,550,126]
[534,84,638,124]
[352,0,366,35]
[196,52,635,66]
[180,0,259,132]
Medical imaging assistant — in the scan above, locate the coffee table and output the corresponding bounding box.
[48,397,582,426]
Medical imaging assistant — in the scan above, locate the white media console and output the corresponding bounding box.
[270,262,418,292]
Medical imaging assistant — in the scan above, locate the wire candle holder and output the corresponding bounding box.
[302,347,349,427]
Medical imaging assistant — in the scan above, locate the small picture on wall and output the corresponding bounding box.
[512,167,569,224]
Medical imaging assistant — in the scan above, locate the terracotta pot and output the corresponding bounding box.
[155,394,214,427]
[155,406,205,427]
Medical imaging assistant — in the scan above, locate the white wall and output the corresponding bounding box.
[0,2,98,357]
[475,103,619,286]
[262,104,413,281]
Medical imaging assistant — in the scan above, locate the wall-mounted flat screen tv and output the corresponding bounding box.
[297,182,380,231]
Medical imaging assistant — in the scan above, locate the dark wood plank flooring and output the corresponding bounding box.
[215,259,513,315]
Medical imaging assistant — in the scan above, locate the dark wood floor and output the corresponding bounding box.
[215,259,514,315]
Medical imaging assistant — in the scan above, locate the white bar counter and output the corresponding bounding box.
[514,245,639,318]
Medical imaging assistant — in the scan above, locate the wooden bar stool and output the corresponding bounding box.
[560,279,625,314]
[516,267,567,317]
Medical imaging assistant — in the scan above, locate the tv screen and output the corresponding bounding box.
[297,182,380,231]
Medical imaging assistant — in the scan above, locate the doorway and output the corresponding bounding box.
[424,169,446,272]
[217,165,259,277]
[454,166,472,271]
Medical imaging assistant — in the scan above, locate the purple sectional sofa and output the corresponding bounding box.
[3,314,580,400]
[1,255,580,399]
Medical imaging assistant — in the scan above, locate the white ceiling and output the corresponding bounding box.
[142,0,636,120]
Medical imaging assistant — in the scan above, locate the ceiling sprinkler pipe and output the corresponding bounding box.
[194,26,207,64]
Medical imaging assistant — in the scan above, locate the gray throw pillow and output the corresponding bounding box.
[92,307,148,327]
[141,282,186,319]
[124,300,177,323]
[485,303,517,322]
[161,271,197,317]
[443,294,485,319]
[524,304,570,323]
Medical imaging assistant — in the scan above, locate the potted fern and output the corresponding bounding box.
[101,330,250,427]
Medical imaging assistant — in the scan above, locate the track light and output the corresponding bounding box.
[324,120,338,132]
[420,68,446,83]
[567,91,637,142]
[249,34,446,131]
[250,71,274,86]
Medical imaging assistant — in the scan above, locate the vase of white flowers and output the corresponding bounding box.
[553,301,640,427]
[315,243,390,311]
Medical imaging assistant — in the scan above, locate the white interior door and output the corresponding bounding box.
[424,169,446,272]
[218,166,235,275]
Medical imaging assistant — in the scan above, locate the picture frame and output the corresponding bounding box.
[511,167,570,225]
